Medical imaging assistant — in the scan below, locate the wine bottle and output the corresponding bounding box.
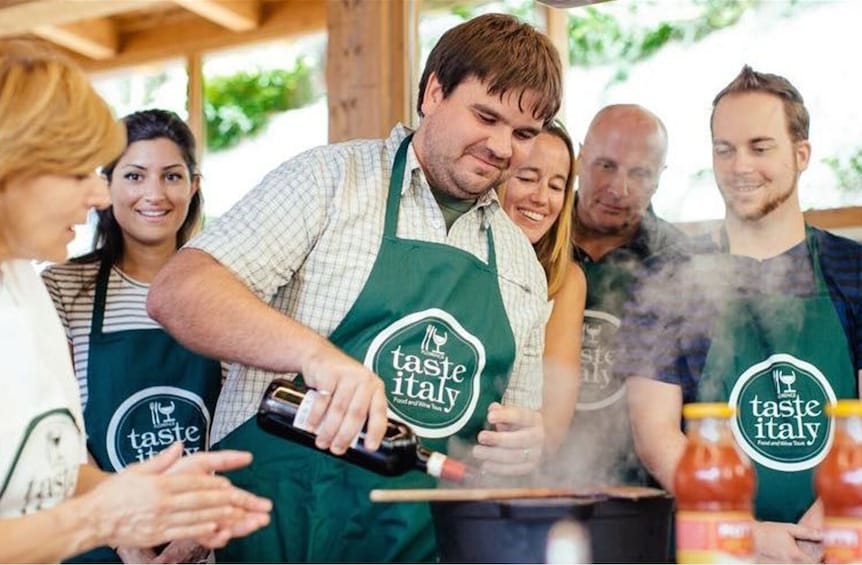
[257,378,470,482]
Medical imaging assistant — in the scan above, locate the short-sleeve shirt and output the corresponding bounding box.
[190,124,551,444]
[614,226,862,402]
[0,260,87,518]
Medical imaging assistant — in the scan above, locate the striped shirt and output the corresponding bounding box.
[191,124,551,444]
[614,226,862,402]
[41,261,158,409]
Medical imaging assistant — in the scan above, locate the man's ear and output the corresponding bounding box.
[795,139,811,173]
[419,72,444,117]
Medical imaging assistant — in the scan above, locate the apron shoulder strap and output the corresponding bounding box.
[90,258,112,337]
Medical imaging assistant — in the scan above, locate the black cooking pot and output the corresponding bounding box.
[431,494,674,564]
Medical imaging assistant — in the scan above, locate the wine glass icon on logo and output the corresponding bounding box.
[585,323,601,346]
[157,400,176,424]
[772,369,797,398]
[431,329,448,356]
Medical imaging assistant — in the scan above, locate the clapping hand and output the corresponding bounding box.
[84,442,271,551]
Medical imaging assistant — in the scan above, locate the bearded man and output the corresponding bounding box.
[621,66,862,563]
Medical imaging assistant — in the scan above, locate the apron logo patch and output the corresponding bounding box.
[364,308,485,438]
[105,386,210,470]
[729,353,837,472]
[578,309,625,411]
[0,411,80,518]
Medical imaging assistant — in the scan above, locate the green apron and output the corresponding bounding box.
[562,255,646,484]
[66,260,222,564]
[698,226,856,523]
[214,135,517,563]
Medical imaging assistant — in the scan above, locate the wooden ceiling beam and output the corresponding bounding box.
[33,17,118,60]
[0,0,154,37]
[171,0,261,32]
[74,0,325,73]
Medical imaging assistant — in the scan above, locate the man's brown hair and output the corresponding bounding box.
[711,65,809,142]
[417,13,562,125]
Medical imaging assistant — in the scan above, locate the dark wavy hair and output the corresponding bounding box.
[75,109,202,266]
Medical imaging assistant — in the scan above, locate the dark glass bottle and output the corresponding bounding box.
[257,378,470,482]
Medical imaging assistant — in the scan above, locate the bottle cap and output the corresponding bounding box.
[682,402,734,420]
[827,400,862,418]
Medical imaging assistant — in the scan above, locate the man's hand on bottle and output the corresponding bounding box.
[472,402,544,476]
[299,339,388,454]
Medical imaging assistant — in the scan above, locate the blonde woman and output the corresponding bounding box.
[500,120,585,454]
[0,39,270,563]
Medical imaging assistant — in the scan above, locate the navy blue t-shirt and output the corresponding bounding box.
[614,226,862,403]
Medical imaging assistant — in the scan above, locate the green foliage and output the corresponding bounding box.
[204,60,316,152]
[568,0,761,68]
[568,7,625,66]
[823,149,862,193]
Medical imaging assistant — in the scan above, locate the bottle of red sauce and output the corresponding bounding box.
[816,399,862,564]
[674,402,756,563]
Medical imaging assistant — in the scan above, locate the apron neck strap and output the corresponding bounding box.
[719,224,826,293]
[384,135,412,237]
[485,225,497,271]
[91,257,112,336]
[804,224,828,294]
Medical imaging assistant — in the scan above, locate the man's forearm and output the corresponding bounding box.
[643,431,686,492]
[627,376,687,492]
[148,248,328,374]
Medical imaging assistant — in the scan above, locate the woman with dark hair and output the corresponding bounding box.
[42,109,222,564]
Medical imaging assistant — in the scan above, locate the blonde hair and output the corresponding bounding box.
[0,39,125,185]
[500,121,576,297]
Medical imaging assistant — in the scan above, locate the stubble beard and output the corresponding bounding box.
[424,153,504,200]
[727,175,798,223]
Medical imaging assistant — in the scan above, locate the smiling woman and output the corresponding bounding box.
[0,38,270,564]
[40,109,227,563]
[499,121,586,454]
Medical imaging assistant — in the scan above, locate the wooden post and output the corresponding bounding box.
[326,0,417,143]
[186,51,205,161]
[536,2,569,120]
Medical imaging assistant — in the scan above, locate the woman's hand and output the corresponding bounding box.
[472,402,544,475]
[82,442,271,550]
[153,540,211,563]
[753,520,822,563]
[117,540,210,564]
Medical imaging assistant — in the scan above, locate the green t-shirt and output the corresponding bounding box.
[430,186,475,231]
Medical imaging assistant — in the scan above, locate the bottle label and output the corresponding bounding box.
[676,510,753,564]
[824,516,862,564]
[293,390,320,434]
[293,391,360,448]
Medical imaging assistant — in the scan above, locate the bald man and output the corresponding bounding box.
[555,104,689,487]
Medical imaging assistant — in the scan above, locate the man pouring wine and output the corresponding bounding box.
[148,13,561,563]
